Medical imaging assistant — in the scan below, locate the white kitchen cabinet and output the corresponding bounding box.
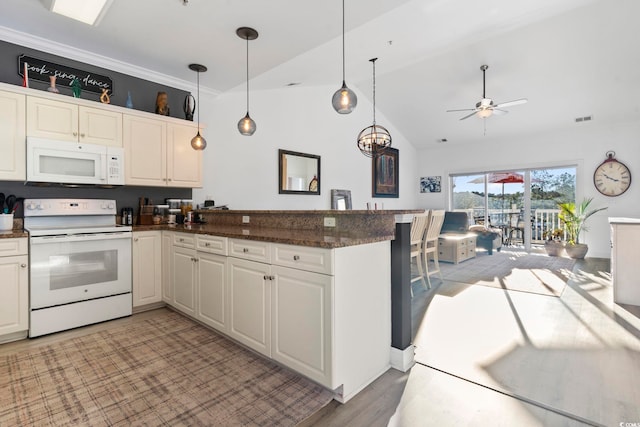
[123,115,202,188]
[123,114,167,186]
[0,90,26,181]
[26,96,122,146]
[132,231,162,308]
[0,238,29,343]
[610,218,640,306]
[227,256,272,357]
[172,245,197,317]
[162,231,173,303]
[167,122,202,188]
[271,265,332,385]
[197,252,227,332]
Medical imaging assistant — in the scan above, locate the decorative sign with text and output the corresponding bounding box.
[18,55,114,95]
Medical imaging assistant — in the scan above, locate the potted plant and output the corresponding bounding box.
[543,228,564,256]
[558,198,607,259]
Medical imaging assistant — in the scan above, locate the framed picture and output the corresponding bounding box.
[420,176,441,193]
[372,147,399,198]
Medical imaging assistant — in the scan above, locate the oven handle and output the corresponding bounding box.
[30,232,132,244]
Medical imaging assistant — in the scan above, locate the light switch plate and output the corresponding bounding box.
[324,217,336,227]
[242,216,250,224]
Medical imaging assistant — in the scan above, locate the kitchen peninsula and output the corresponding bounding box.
[132,208,420,402]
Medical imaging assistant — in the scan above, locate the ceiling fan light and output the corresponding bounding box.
[332,81,357,114]
[478,108,493,118]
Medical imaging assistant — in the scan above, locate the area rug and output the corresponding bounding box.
[436,249,575,296]
[0,310,333,426]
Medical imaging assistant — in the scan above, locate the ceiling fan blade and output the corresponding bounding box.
[494,98,528,109]
[446,108,476,112]
[492,108,508,116]
[459,111,478,120]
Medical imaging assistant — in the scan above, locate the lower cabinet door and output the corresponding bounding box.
[132,231,162,307]
[196,252,227,333]
[161,232,173,303]
[173,246,196,316]
[271,265,333,387]
[227,257,271,357]
[0,255,28,337]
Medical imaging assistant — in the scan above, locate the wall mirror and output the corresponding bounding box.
[331,189,352,210]
[279,149,321,195]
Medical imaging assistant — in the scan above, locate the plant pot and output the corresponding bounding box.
[564,243,588,259]
[544,241,564,257]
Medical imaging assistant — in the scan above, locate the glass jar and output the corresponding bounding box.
[180,199,193,215]
[166,199,181,210]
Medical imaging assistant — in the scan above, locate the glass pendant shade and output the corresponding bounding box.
[332,81,357,114]
[332,0,356,114]
[238,112,256,136]
[191,131,207,149]
[188,63,207,150]
[237,27,259,136]
[477,108,493,118]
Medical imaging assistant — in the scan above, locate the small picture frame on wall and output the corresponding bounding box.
[372,148,399,198]
[420,176,441,193]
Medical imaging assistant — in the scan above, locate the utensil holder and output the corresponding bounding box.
[0,213,14,231]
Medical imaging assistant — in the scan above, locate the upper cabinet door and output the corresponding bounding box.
[78,106,123,146]
[0,91,26,181]
[123,115,167,186]
[26,96,78,142]
[167,122,202,188]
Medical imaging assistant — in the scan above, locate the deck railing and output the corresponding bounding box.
[454,207,564,243]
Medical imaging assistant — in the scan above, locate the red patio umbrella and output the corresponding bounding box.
[469,172,525,221]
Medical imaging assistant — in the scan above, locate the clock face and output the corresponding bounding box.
[593,159,631,196]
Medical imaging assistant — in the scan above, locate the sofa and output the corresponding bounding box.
[440,211,502,255]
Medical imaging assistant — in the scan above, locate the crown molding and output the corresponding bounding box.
[0,25,220,97]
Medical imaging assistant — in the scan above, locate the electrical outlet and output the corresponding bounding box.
[324,217,336,227]
[242,215,250,224]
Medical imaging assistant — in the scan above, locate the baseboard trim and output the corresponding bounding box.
[390,345,415,372]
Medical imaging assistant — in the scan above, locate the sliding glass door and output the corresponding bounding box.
[451,166,575,250]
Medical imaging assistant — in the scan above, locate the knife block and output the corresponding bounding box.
[137,205,154,225]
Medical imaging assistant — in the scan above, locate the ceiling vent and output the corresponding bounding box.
[575,115,593,123]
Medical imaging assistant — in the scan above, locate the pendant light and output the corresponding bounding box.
[331,0,357,114]
[189,63,207,150]
[237,27,258,136]
[357,58,391,157]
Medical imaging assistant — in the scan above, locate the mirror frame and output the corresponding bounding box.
[278,149,321,195]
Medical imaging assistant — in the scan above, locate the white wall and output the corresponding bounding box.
[415,119,640,258]
[193,84,418,210]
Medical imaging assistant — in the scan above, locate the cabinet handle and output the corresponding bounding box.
[80,133,85,138]
[21,263,27,268]
[264,275,268,280]
[243,248,249,253]
[73,132,78,137]
[179,238,184,242]
[134,237,139,242]
[168,178,172,182]
[293,255,300,261]
[204,242,211,247]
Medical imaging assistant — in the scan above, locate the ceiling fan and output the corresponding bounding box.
[447,65,527,120]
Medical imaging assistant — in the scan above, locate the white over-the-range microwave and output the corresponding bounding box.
[26,137,124,186]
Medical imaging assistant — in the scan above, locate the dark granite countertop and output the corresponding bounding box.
[133,223,394,249]
[0,230,28,239]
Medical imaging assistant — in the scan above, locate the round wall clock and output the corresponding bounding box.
[593,151,631,196]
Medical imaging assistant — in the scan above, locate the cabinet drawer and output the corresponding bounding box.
[0,238,28,257]
[196,234,227,255]
[173,233,195,249]
[229,238,271,263]
[272,244,333,275]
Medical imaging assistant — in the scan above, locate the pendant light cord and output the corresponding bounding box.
[371,58,377,125]
[341,0,345,82]
[196,70,201,132]
[246,36,250,112]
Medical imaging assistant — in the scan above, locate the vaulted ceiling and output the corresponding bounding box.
[2,0,638,149]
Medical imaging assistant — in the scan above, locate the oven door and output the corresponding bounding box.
[30,232,132,309]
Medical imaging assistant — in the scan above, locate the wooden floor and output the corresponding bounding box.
[303,254,639,427]
[4,254,637,426]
